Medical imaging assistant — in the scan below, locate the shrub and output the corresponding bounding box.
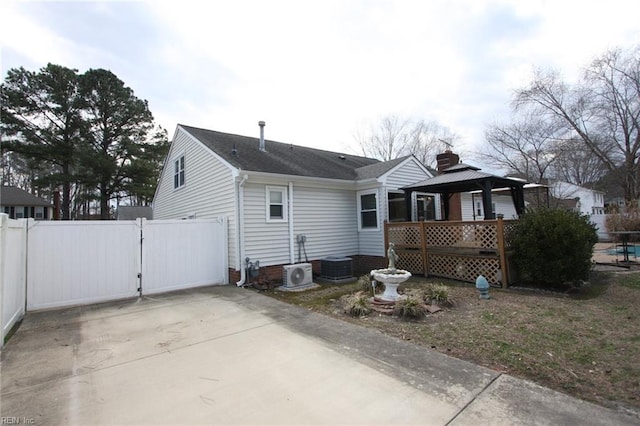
[512,208,598,288]
[605,207,640,242]
[424,283,455,307]
[343,292,371,317]
[394,295,427,320]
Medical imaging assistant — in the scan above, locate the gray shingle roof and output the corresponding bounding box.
[1,186,52,207]
[403,166,526,193]
[355,156,411,180]
[181,125,382,180]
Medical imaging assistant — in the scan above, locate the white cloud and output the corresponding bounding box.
[2,0,639,165]
[0,2,75,68]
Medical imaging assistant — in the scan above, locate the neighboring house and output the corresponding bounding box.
[117,206,153,220]
[1,186,53,220]
[460,176,605,221]
[461,192,518,220]
[548,180,605,216]
[153,123,437,284]
[461,182,550,221]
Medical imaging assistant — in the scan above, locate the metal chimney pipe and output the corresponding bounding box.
[258,121,266,152]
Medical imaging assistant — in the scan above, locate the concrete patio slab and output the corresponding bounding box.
[1,286,638,425]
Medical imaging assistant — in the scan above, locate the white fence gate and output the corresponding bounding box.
[141,219,228,295]
[1,215,228,343]
[26,217,228,310]
[27,220,142,310]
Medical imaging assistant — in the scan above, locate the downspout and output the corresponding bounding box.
[288,181,295,264]
[235,174,249,286]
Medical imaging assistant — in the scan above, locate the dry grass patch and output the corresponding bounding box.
[261,271,640,412]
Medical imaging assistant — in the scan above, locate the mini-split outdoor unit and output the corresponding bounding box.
[283,263,313,287]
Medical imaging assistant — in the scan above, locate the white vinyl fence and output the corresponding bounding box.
[590,214,612,242]
[1,215,27,343]
[1,215,228,345]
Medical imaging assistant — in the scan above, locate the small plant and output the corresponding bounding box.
[357,274,374,295]
[425,283,455,307]
[343,292,372,317]
[358,275,373,293]
[394,295,427,320]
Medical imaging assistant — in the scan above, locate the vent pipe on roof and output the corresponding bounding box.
[258,121,266,152]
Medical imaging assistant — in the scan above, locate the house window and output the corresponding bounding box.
[174,155,185,189]
[476,201,482,217]
[387,192,407,222]
[358,190,378,230]
[266,186,287,222]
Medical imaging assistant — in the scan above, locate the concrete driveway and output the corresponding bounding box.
[1,286,638,425]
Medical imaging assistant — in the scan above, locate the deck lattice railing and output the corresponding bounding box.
[384,217,516,287]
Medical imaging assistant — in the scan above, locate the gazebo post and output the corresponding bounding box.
[404,190,413,221]
[481,181,494,220]
[442,192,450,220]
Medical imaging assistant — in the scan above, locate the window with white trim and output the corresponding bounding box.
[174,155,185,189]
[266,186,287,222]
[358,190,378,230]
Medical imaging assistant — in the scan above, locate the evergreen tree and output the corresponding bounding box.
[79,69,167,219]
[1,64,84,219]
[2,64,169,219]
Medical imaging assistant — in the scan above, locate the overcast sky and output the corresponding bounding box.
[1,0,639,169]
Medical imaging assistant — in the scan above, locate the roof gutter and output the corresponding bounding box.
[238,170,378,189]
[235,174,249,286]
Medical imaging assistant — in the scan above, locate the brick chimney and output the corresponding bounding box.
[436,150,460,174]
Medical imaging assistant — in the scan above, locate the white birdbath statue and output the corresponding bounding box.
[371,243,412,302]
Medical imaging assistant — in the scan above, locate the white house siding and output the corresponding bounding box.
[153,128,238,268]
[242,182,360,266]
[461,192,518,221]
[358,158,432,257]
[243,182,291,266]
[356,185,384,257]
[293,186,358,260]
[385,158,430,189]
[460,193,475,221]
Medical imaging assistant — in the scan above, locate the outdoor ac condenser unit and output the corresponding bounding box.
[283,263,313,287]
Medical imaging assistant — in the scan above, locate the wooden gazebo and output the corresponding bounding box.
[401,163,526,221]
[386,162,528,288]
